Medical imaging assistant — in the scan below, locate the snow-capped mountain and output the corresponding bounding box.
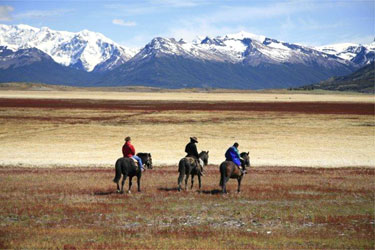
[130,31,350,68]
[104,31,354,89]
[0,24,369,89]
[0,24,137,72]
[316,42,375,65]
[0,46,96,85]
[0,46,51,69]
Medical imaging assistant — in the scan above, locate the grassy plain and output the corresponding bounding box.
[0,166,374,249]
[0,89,374,248]
[0,88,374,103]
[0,90,373,167]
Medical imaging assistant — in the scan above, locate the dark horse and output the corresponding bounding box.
[219,152,250,193]
[136,152,153,169]
[113,157,142,193]
[177,151,209,191]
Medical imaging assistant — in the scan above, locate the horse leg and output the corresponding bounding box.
[120,175,127,194]
[184,173,189,191]
[237,177,242,193]
[137,175,141,192]
[191,173,195,190]
[198,174,201,191]
[220,169,228,194]
[128,176,133,193]
[223,176,230,194]
[222,177,227,194]
[116,179,120,193]
[177,172,184,192]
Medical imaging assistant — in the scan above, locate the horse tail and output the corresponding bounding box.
[219,162,226,187]
[178,158,186,173]
[113,158,122,183]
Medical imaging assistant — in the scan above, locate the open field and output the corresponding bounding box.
[0,90,374,248]
[0,90,374,167]
[0,166,374,249]
[0,88,374,103]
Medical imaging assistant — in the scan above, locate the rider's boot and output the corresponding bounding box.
[200,168,205,176]
[239,166,247,174]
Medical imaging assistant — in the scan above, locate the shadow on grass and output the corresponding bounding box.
[200,189,222,195]
[158,187,223,194]
[158,187,180,192]
[94,190,116,195]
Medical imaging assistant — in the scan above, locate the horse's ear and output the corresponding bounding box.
[207,150,209,154]
[148,153,151,156]
[247,151,249,155]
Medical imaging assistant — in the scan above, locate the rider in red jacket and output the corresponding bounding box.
[122,138,135,157]
[122,136,144,171]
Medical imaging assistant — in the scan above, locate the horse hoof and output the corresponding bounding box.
[127,190,131,194]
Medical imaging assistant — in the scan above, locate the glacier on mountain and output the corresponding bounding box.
[316,42,375,64]
[0,24,373,75]
[0,24,137,72]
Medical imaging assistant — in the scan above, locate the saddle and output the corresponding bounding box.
[131,158,138,164]
[186,157,203,173]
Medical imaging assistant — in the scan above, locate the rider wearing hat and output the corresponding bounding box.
[185,136,204,176]
[185,137,199,159]
[122,136,144,172]
[225,142,246,174]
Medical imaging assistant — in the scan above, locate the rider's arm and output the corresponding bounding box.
[130,144,136,156]
[234,147,241,158]
[193,144,199,158]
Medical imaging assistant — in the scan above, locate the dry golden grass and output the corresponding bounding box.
[0,90,374,248]
[0,166,373,249]
[0,89,374,103]
[0,104,373,167]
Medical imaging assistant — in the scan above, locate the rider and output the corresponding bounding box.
[122,136,144,172]
[185,136,204,176]
[225,142,246,174]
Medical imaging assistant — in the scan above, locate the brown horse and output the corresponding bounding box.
[219,152,250,193]
[113,157,142,193]
[136,152,153,169]
[177,151,209,191]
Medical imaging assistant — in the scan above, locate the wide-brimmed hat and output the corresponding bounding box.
[190,137,198,143]
[125,136,131,141]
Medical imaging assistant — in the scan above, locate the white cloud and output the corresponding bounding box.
[112,19,136,27]
[164,1,320,42]
[15,9,74,19]
[333,34,375,46]
[0,5,14,21]
[105,0,209,15]
[150,0,206,8]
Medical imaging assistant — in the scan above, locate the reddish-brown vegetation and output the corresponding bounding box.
[0,166,373,249]
[0,98,373,115]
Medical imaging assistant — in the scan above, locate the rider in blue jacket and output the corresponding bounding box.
[225,142,245,174]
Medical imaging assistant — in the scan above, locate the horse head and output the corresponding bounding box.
[199,150,209,166]
[240,152,250,169]
[145,153,153,169]
[137,152,153,169]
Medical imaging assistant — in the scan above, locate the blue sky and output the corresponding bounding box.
[0,0,374,48]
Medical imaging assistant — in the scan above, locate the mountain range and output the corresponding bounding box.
[295,62,374,93]
[0,24,374,89]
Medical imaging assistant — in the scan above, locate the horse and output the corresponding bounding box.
[219,152,250,193]
[177,151,209,191]
[113,157,142,193]
[136,152,153,169]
